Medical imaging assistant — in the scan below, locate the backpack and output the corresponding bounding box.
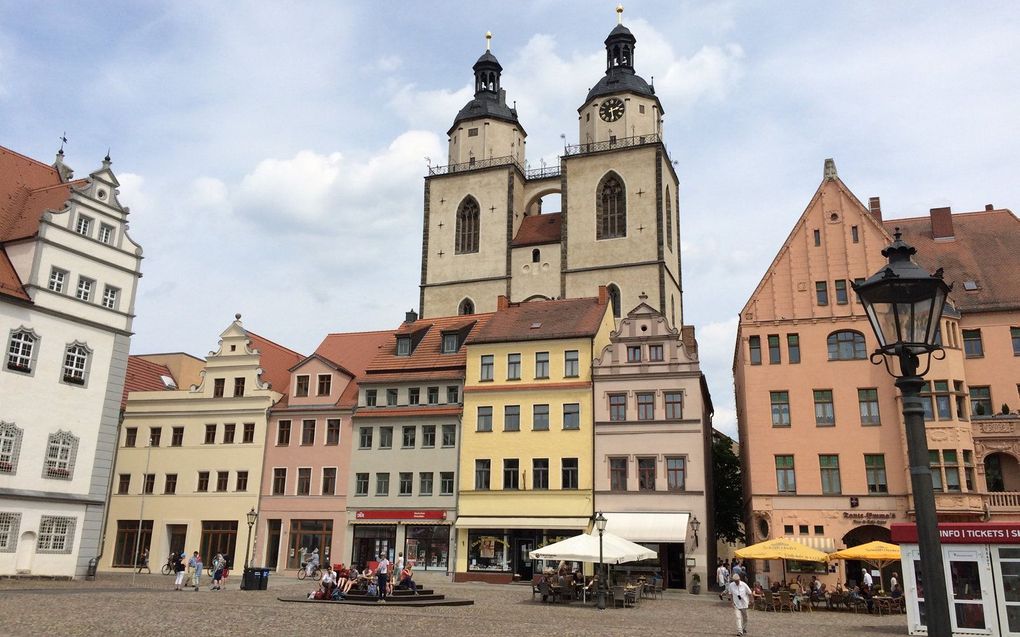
[367,582,379,597]
[313,590,325,600]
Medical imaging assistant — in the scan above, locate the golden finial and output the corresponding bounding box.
[616,4,624,24]
[485,31,492,51]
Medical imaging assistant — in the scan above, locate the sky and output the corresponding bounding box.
[2,1,1019,438]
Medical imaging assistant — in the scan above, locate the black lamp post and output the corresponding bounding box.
[690,516,701,548]
[244,507,258,571]
[594,511,608,610]
[852,229,951,637]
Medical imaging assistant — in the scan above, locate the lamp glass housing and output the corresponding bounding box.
[594,511,608,533]
[246,508,258,526]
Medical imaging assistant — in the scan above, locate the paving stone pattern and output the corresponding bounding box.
[0,572,907,636]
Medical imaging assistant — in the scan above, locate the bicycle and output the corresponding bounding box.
[297,562,322,580]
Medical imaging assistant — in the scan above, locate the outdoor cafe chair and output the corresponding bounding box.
[777,590,795,612]
[611,586,627,609]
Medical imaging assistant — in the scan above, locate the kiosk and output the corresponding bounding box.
[891,522,1020,636]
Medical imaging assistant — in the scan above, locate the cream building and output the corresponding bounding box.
[0,146,142,578]
[101,316,300,571]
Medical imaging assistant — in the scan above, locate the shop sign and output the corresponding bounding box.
[843,511,897,525]
[891,522,1020,544]
[355,510,447,521]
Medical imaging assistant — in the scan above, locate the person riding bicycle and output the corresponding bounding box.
[305,548,320,577]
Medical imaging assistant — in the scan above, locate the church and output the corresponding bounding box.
[419,8,684,329]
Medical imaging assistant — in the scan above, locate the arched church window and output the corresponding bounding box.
[459,299,475,316]
[532,249,541,263]
[665,186,673,251]
[607,284,622,319]
[612,45,621,67]
[455,197,480,254]
[596,172,626,240]
[622,45,631,66]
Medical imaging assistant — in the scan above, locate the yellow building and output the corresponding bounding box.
[100,316,300,571]
[454,292,614,583]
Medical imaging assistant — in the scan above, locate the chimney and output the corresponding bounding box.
[868,197,882,222]
[597,285,609,305]
[404,309,418,323]
[497,295,509,310]
[930,207,954,240]
[985,204,995,211]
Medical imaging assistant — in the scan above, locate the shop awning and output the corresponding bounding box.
[454,516,591,530]
[604,512,689,543]
[783,536,838,553]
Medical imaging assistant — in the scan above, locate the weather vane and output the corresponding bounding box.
[59,132,68,153]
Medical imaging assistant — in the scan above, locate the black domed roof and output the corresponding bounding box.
[448,49,524,135]
[474,50,502,70]
[584,69,655,104]
[605,23,635,43]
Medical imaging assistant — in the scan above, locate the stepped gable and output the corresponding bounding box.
[364,313,494,376]
[121,356,177,408]
[245,331,304,396]
[311,330,394,407]
[467,295,608,344]
[888,208,1020,313]
[511,213,562,247]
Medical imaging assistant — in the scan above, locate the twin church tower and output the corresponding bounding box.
[419,12,684,328]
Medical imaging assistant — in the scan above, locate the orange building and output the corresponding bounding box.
[734,159,1020,585]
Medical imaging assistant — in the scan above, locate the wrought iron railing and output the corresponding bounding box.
[564,133,662,156]
[524,164,561,180]
[427,155,523,176]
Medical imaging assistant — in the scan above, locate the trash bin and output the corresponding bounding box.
[241,567,258,591]
[86,558,98,581]
[259,567,270,590]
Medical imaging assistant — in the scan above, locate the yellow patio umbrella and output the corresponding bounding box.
[827,541,902,592]
[735,538,828,583]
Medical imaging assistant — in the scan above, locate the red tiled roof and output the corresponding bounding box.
[364,313,493,376]
[122,355,176,409]
[511,213,562,247]
[313,330,396,407]
[246,331,304,396]
[0,145,84,242]
[359,369,464,384]
[466,296,609,344]
[0,248,29,301]
[887,209,1020,312]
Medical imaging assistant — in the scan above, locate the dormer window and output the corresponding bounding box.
[317,374,331,396]
[397,337,412,356]
[442,333,459,353]
[295,375,310,397]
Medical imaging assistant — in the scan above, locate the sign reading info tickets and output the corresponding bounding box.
[891,522,1020,545]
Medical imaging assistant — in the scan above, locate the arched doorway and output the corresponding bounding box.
[841,525,896,590]
[984,452,1020,492]
[16,531,36,574]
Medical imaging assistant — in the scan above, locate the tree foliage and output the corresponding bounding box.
[712,434,745,544]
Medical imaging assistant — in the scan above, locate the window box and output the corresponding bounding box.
[7,361,31,373]
[63,374,86,385]
[46,467,71,479]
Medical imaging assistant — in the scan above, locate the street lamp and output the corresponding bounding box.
[690,516,701,548]
[594,511,608,610]
[853,228,952,637]
[244,507,258,571]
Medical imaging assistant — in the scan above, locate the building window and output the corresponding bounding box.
[442,333,459,353]
[213,378,225,397]
[834,279,849,305]
[787,334,801,364]
[422,425,436,447]
[48,268,67,293]
[532,459,549,490]
[386,388,398,406]
[770,391,791,427]
[943,450,961,492]
[419,472,433,496]
[638,457,656,491]
[748,335,761,365]
[76,277,93,301]
[1012,327,1020,356]
[204,424,216,444]
[447,385,459,404]
[240,423,254,444]
[427,386,439,404]
[6,329,36,373]
[962,329,984,358]
[289,468,308,495]
[402,425,416,448]
[768,334,781,364]
[399,472,413,496]
[317,374,331,396]
[955,381,968,421]
[504,405,520,432]
[441,425,456,447]
[561,458,579,489]
[532,248,541,263]
[609,394,627,421]
[301,420,315,445]
[272,468,287,495]
[102,286,119,309]
[75,215,92,236]
[664,391,683,419]
[37,516,76,553]
[819,455,841,494]
[648,344,664,362]
[62,343,89,385]
[222,423,235,444]
[396,336,411,356]
[98,223,114,244]
[326,419,340,445]
[365,389,377,406]
[355,473,369,496]
[43,430,78,480]
[610,457,628,491]
[474,460,490,490]
[851,225,859,243]
[627,346,642,363]
[970,386,992,417]
[535,352,549,379]
[507,353,521,380]
[865,454,888,493]
[148,427,161,447]
[233,377,245,397]
[858,389,881,425]
[409,387,420,404]
[815,281,828,306]
[503,459,519,490]
[455,196,480,254]
[125,427,137,447]
[564,350,579,377]
[0,512,20,552]
[608,284,621,318]
[117,473,130,494]
[665,186,673,251]
[596,172,626,239]
[171,426,183,446]
[813,390,835,426]
[533,404,550,431]
[477,406,493,432]
[666,457,686,491]
[827,330,867,360]
[216,471,229,492]
[813,229,820,246]
[277,420,291,446]
[775,455,796,493]
[963,450,975,491]
[459,299,474,315]
[934,380,953,420]
[197,471,210,492]
[480,355,494,381]
[165,473,177,495]
[379,426,393,448]
[563,403,580,430]
[637,392,654,420]
[440,471,455,495]
[0,422,24,475]
[230,470,246,491]
[920,383,935,421]
[320,468,335,495]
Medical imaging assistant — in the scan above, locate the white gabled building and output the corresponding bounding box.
[0,145,142,578]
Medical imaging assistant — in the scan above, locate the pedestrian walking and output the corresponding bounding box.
[173,551,186,591]
[716,560,730,599]
[211,553,225,590]
[727,573,752,636]
[376,553,391,602]
[188,551,203,591]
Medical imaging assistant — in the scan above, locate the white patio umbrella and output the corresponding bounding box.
[529,531,657,564]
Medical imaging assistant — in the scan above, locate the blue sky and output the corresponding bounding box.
[2,1,1018,437]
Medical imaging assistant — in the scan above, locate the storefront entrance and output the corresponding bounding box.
[665,543,686,589]
[405,525,450,571]
[515,537,536,580]
[287,519,333,569]
[167,524,187,557]
[200,521,237,565]
[265,519,281,569]
[351,525,395,568]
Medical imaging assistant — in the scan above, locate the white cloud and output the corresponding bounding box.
[692,317,739,437]
[374,55,403,72]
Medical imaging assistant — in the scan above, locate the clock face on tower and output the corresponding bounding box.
[599,98,625,122]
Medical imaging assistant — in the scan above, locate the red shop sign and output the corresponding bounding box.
[355,510,447,521]
[891,522,1020,545]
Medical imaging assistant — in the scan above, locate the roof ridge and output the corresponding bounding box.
[324,329,397,336]
[245,330,304,358]
[0,145,61,174]
[884,208,1018,223]
[29,179,87,194]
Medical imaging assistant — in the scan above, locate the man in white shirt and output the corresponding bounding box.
[376,554,391,602]
[727,573,752,635]
[862,568,874,588]
[320,564,336,598]
[717,561,730,600]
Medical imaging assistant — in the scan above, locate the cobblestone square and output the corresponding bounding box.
[0,573,908,637]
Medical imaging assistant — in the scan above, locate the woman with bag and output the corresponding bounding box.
[173,551,186,591]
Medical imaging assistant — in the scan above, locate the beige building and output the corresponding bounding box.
[101,316,300,570]
[734,159,1020,585]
